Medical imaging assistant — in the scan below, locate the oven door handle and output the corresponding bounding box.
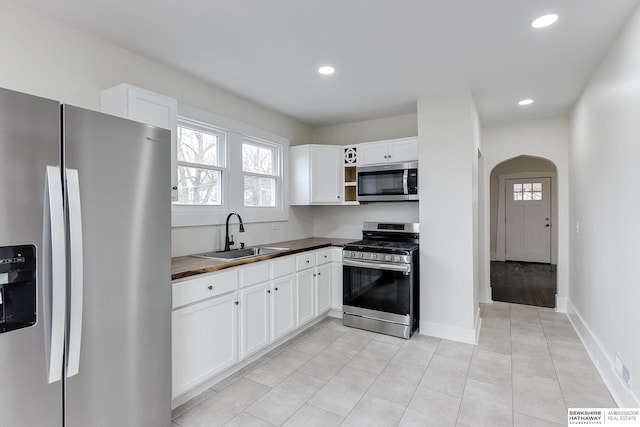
[343,259,411,273]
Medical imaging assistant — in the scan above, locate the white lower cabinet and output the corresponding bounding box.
[172,247,336,400]
[239,282,271,360]
[172,291,238,398]
[296,268,316,326]
[271,274,296,340]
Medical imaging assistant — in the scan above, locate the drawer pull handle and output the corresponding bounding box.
[207,285,213,290]
[275,287,279,291]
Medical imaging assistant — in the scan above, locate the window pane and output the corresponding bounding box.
[244,176,276,207]
[532,191,542,200]
[176,165,221,205]
[513,183,522,200]
[523,191,532,200]
[242,143,274,175]
[177,127,218,166]
[522,183,532,192]
[532,182,542,191]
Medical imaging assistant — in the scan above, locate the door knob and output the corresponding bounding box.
[545,224,550,227]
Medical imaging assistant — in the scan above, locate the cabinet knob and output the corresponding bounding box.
[318,272,321,276]
[172,186,178,190]
[234,301,239,305]
[207,285,213,290]
[313,273,316,277]
[275,287,279,291]
[306,260,310,263]
[267,289,271,294]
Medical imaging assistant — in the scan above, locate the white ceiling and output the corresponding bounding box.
[17,0,640,127]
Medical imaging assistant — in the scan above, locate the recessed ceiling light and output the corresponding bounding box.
[318,66,335,75]
[518,99,534,106]
[531,14,558,29]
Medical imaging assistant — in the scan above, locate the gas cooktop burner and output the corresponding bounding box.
[345,239,419,252]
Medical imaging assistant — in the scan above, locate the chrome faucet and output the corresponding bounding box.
[224,212,245,251]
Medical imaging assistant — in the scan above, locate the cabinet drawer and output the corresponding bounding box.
[240,262,270,288]
[296,252,316,271]
[316,248,332,265]
[173,269,238,309]
[271,256,295,279]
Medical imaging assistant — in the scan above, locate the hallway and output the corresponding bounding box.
[491,261,556,308]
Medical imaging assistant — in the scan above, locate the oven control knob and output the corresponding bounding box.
[393,255,401,262]
[384,255,391,261]
[371,253,377,259]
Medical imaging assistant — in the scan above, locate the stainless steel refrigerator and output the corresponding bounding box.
[0,87,172,426]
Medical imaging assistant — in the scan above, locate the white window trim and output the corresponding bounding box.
[172,103,289,227]
[172,117,229,225]
[241,136,282,210]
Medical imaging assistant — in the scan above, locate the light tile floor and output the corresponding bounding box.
[172,302,615,427]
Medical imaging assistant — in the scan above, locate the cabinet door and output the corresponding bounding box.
[239,282,271,359]
[387,137,418,163]
[296,269,315,326]
[315,264,332,315]
[172,292,238,398]
[271,275,296,340]
[310,145,342,203]
[358,141,389,165]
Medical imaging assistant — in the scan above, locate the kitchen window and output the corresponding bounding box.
[172,104,289,227]
[242,138,280,208]
[175,119,226,205]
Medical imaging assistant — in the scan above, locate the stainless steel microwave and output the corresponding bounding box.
[357,161,418,202]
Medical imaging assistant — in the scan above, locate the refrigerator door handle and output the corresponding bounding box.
[43,166,66,384]
[65,168,84,378]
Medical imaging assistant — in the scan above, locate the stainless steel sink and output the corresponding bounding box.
[192,246,289,260]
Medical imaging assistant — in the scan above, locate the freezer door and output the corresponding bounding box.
[62,106,172,427]
[0,88,63,426]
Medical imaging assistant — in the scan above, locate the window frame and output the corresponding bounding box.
[171,103,289,227]
[174,117,228,207]
[241,136,282,209]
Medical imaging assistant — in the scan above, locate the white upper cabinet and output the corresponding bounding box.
[100,83,178,200]
[290,145,342,205]
[358,137,418,166]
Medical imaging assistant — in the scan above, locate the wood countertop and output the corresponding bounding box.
[171,237,355,281]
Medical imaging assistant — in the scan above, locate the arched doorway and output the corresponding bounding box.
[489,155,558,307]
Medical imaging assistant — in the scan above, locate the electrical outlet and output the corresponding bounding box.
[615,355,632,388]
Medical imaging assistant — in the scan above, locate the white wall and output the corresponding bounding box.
[0,2,315,257]
[311,113,418,145]
[480,118,569,307]
[418,92,480,344]
[569,4,640,407]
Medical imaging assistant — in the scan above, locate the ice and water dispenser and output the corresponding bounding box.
[0,245,37,333]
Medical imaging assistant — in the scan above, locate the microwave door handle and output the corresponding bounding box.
[403,169,408,195]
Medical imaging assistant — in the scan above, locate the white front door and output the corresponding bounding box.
[505,177,552,263]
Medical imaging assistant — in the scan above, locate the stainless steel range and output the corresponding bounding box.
[342,222,419,339]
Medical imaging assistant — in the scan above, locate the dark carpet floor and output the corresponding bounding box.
[490,261,557,308]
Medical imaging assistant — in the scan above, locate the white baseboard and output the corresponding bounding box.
[555,295,568,313]
[328,308,343,319]
[420,318,479,345]
[566,300,640,408]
